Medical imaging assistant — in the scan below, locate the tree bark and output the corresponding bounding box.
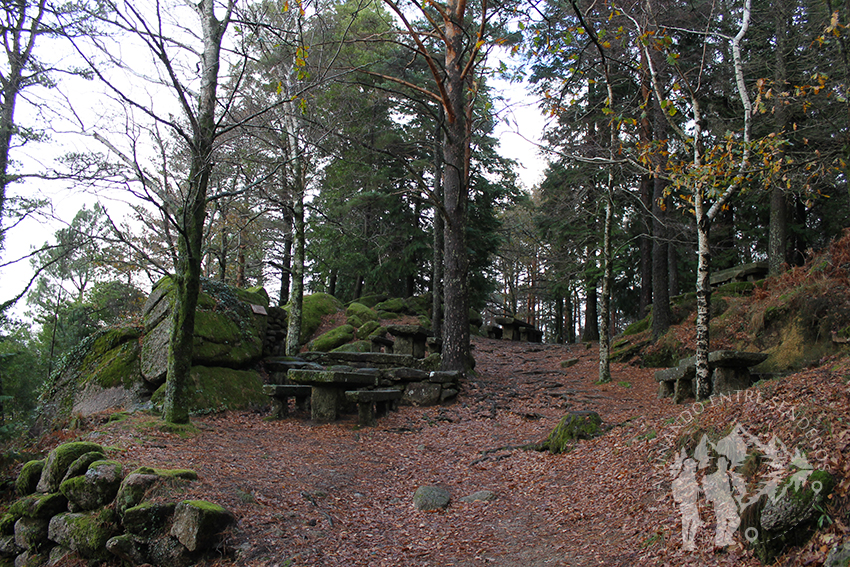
[439,0,471,372]
[284,107,306,357]
[768,0,790,277]
[582,276,599,342]
[651,174,671,339]
[431,115,444,340]
[163,0,230,424]
[598,186,613,382]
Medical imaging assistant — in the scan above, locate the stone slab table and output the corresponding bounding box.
[288,369,379,422]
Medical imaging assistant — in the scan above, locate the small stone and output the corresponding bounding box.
[560,358,579,368]
[460,490,496,503]
[413,486,451,511]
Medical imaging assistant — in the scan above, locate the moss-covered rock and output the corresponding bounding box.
[346,314,364,329]
[151,366,266,415]
[623,313,651,336]
[123,502,176,538]
[331,340,372,353]
[375,298,407,314]
[35,327,146,432]
[36,442,104,494]
[8,493,68,520]
[170,500,235,552]
[346,302,378,323]
[543,411,603,454]
[355,293,389,308]
[115,467,197,516]
[293,293,343,344]
[309,325,356,352]
[61,451,105,484]
[141,277,268,384]
[14,517,50,552]
[60,460,123,512]
[47,508,117,561]
[235,286,270,308]
[357,320,381,340]
[15,460,44,497]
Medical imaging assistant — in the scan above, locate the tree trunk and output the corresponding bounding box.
[285,110,305,357]
[439,0,470,372]
[668,239,679,297]
[163,0,229,424]
[769,0,790,277]
[582,278,599,342]
[694,205,712,401]
[598,187,614,383]
[651,176,671,339]
[431,119,444,340]
[639,175,653,318]
[278,212,292,306]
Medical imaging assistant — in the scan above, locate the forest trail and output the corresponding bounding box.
[94,337,764,566]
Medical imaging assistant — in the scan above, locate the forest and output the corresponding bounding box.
[1,0,850,565]
[0,0,848,458]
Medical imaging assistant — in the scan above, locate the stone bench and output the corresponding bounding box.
[710,261,768,287]
[345,389,403,426]
[262,384,312,418]
[370,335,394,354]
[656,350,768,403]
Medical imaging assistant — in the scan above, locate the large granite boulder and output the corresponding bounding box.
[141,277,269,384]
[151,366,267,415]
[34,328,147,432]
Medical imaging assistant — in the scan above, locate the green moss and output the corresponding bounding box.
[152,366,265,416]
[291,293,343,344]
[8,492,68,519]
[623,314,651,336]
[16,459,45,497]
[357,320,381,340]
[182,499,228,513]
[331,340,372,353]
[544,411,603,454]
[346,302,378,323]
[346,314,363,329]
[309,325,355,352]
[375,298,407,313]
[715,281,755,296]
[54,508,117,560]
[235,286,270,307]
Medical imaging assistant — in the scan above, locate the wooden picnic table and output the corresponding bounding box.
[288,369,379,422]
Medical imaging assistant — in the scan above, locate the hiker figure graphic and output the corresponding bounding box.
[669,423,814,551]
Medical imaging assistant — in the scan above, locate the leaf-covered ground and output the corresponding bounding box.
[73,337,849,567]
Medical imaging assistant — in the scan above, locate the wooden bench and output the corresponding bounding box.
[262,384,312,418]
[345,389,403,426]
[656,350,768,403]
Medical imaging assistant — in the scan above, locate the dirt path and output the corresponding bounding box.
[94,337,759,567]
